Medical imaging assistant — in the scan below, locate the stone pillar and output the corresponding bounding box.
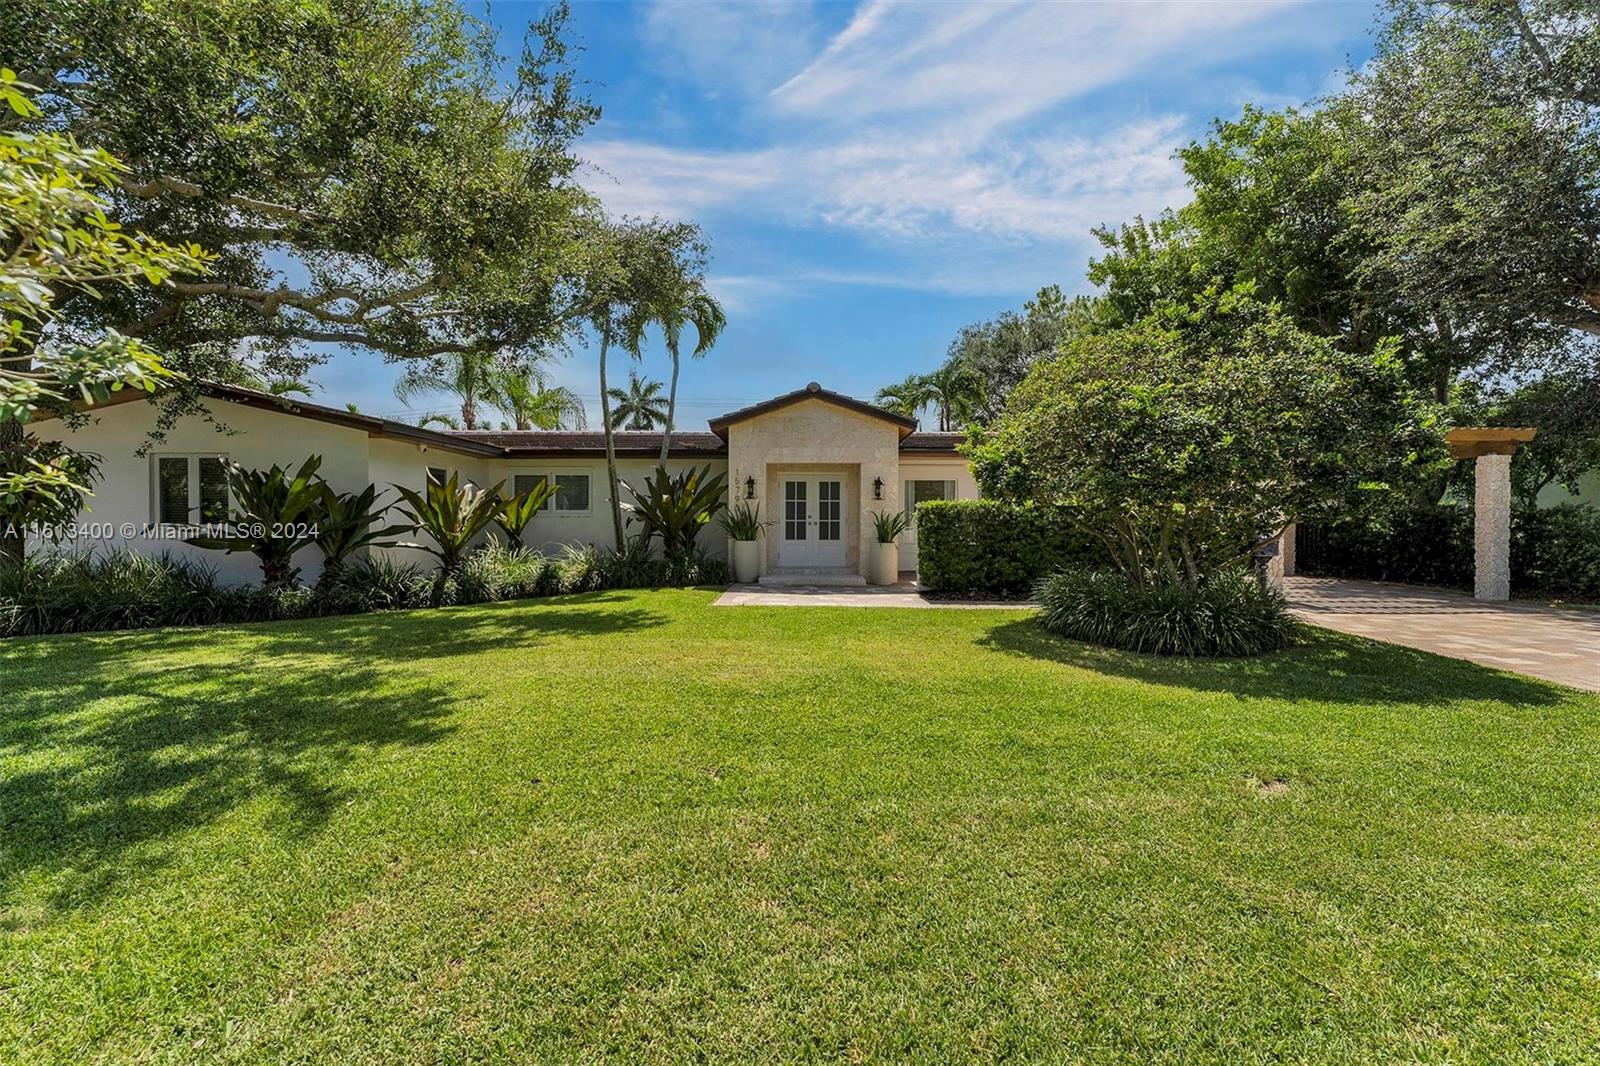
[1281,523,1297,577]
[1473,452,1512,601]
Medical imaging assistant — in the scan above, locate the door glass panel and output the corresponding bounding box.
[817,480,841,541]
[784,480,806,540]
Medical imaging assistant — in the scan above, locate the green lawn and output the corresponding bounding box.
[3,590,1599,1062]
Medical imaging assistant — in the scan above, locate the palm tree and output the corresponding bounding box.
[606,371,668,430]
[875,374,931,422]
[393,350,500,430]
[264,378,316,398]
[631,273,726,463]
[919,361,984,431]
[492,369,587,430]
[417,413,461,430]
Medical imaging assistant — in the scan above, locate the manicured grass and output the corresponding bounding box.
[3,590,1599,1062]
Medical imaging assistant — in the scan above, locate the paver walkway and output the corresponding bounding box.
[714,582,1032,610]
[1286,576,1600,692]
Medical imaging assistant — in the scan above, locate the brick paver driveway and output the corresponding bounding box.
[1286,576,1600,692]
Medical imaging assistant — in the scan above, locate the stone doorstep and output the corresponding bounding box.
[757,568,868,588]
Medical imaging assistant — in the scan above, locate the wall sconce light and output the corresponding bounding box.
[873,476,884,500]
[744,475,756,499]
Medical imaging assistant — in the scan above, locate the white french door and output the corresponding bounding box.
[778,477,847,567]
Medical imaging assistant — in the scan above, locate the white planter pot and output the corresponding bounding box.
[869,541,899,586]
[731,539,761,583]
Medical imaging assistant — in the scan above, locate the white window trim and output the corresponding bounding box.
[150,453,230,527]
[508,467,594,517]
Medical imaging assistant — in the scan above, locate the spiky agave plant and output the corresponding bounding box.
[495,477,557,548]
[623,464,728,559]
[392,472,505,577]
[186,455,326,586]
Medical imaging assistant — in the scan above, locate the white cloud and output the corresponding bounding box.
[772,0,1308,130]
[583,0,1336,301]
[582,116,1187,245]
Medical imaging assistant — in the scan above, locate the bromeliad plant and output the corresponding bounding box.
[623,464,728,559]
[716,501,767,542]
[870,509,911,544]
[187,456,326,587]
[393,472,505,577]
[495,478,557,548]
[314,484,413,586]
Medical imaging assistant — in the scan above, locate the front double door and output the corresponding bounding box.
[778,477,847,568]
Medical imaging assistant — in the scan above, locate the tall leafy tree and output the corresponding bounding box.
[606,371,668,430]
[873,375,929,421]
[918,362,984,432]
[1349,0,1600,344]
[491,367,586,430]
[623,234,725,462]
[5,0,602,413]
[393,350,504,431]
[0,70,211,567]
[970,293,1446,588]
[946,286,1112,422]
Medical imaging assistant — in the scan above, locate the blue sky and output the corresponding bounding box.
[321,0,1381,428]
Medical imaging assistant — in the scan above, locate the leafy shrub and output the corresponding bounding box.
[1302,504,1600,600]
[623,464,727,558]
[321,556,432,613]
[457,541,563,603]
[717,501,767,541]
[1036,568,1297,657]
[0,551,240,636]
[916,499,1102,597]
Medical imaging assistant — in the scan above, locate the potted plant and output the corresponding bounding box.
[717,501,767,583]
[869,510,910,586]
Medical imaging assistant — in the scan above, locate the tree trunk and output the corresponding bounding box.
[659,341,681,465]
[598,334,626,550]
[0,352,31,572]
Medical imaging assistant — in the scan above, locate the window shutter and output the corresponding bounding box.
[158,458,190,524]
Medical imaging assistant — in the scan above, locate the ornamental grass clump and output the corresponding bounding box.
[1036,568,1297,657]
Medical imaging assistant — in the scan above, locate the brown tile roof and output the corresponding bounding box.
[898,432,966,454]
[708,381,918,438]
[452,430,728,458]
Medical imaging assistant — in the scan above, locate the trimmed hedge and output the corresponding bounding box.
[915,499,1102,597]
[1301,504,1600,601]
[1037,568,1297,657]
[0,543,730,637]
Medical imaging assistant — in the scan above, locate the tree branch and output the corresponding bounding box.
[118,174,326,224]
[1499,0,1600,107]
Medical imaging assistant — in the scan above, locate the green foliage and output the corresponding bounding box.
[0,69,210,422]
[491,370,586,431]
[875,361,985,431]
[1036,568,1297,657]
[623,465,727,559]
[944,285,1115,423]
[869,509,910,544]
[313,483,411,583]
[1350,0,1600,343]
[0,430,100,537]
[496,479,557,548]
[186,455,326,586]
[1487,372,1600,506]
[717,501,767,542]
[0,551,237,635]
[914,499,1103,597]
[392,472,505,576]
[606,370,668,430]
[7,1,604,386]
[971,295,1446,590]
[1303,504,1600,601]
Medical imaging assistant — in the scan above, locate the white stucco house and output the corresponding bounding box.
[35,380,977,584]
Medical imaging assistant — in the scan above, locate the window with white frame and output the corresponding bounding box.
[153,455,230,525]
[513,472,591,514]
[903,479,957,529]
